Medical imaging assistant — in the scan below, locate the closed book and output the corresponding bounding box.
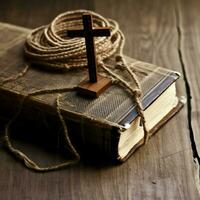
[0,22,184,163]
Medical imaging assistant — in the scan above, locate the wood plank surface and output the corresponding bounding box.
[0,0,200,199]
[176,0,200,157]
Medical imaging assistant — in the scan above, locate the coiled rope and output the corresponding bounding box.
[24,10,121,70]
[3,10,149,172]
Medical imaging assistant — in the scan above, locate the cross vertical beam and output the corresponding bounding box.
[82,14,97,82]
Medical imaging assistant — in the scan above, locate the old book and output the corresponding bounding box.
[0,22,184,163]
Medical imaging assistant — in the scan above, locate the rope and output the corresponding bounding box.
[3,10,149,172]
[4,90,80,172]
[0,65,29,85]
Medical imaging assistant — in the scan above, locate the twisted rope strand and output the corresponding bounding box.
[0,65,29,85]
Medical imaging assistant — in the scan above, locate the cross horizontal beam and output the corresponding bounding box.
[67,29,84,37]
[67,27,110,37]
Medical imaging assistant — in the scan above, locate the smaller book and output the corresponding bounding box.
[0,22,184,163]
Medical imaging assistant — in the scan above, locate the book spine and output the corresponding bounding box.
[65,117,120,160]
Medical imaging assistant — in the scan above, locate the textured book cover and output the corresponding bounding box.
[0,22,183,163]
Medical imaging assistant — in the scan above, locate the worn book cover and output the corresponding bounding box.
[0,22,183,163]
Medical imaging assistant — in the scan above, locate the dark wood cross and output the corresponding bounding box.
[67,13,112,98]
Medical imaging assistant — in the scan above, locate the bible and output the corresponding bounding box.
[0,22,184,164]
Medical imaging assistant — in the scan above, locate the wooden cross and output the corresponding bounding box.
[67,13,112,98]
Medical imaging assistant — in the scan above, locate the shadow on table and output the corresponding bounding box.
[0,113,119,172]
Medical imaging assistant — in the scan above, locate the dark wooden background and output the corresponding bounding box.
[0,0,200,199]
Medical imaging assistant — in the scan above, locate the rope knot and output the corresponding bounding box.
[132,89,142,98]
[115,54,123,62]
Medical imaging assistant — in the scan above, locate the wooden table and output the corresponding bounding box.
[0,0,200,199]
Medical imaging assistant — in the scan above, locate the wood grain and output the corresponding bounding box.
[0,0,200,199]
